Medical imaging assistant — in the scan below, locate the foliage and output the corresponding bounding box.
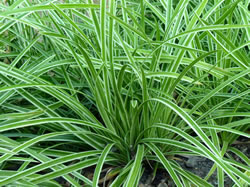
[0,0,249,186]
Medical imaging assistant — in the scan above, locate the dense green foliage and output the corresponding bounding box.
[0,0,249,186]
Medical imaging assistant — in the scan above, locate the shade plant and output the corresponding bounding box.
[0,0,249,186]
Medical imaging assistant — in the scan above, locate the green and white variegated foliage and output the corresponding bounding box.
[0,0,249,186]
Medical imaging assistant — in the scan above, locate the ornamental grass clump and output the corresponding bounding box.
[0,0,249,186]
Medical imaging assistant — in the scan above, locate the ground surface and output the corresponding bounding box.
[139,138,249,187]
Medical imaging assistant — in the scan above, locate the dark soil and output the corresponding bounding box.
[139,156,232,187]
[139,140,249,187]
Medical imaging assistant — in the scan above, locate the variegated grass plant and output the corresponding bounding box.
[0,0,249,186]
